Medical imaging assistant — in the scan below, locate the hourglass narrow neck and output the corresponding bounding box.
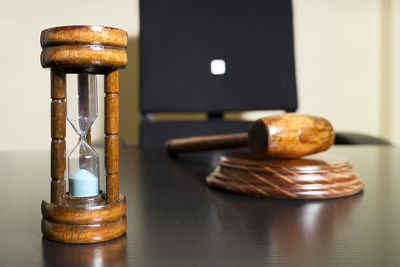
[78,133,88,140]
[75,134,99,168]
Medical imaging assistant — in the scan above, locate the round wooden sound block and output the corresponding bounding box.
[206,152,364,199]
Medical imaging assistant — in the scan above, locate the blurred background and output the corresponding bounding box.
[0,0,399,151]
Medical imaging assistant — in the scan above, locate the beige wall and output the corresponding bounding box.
[294,0,381,135]
[0,0,398,151]
[387,0,400,145]
[0,0,140,151]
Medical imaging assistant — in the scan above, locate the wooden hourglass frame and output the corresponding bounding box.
[40,25,127,244]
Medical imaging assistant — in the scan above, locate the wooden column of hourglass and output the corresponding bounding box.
[40,25,128,244]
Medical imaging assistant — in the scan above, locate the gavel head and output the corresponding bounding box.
[248,113,335,158]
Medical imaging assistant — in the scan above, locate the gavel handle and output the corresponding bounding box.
[165,133,248,154]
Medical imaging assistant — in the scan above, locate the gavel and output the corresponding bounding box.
[165,113,335,158]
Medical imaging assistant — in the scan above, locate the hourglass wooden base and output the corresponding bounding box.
[41,193,126,244]
[206,152,364,199]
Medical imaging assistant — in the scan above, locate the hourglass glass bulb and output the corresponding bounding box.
[67,74,98,136]
[67,74,100,197]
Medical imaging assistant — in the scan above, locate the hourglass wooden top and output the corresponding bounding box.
[41,25,128,72]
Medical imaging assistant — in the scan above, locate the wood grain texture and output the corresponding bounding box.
[105,135,119,174]
[105,70,120,202]
[106,174,119,202]
[105,71,119,93]
[41,45,127,70]
[50,180,65,204]
[248,113,335,158]
[50,70,66,204]
[51,100,66,138]
[166,133,248,154]
[166,113,335,158]
[41,26,127,72]
[42,194,126,224]
[50,69,66,99]
[41,25,128,48]
[105,93,119,134]
[42,194,126,244]
[42,216,126,244]
[206,152,363,199]
[50,140,65,178]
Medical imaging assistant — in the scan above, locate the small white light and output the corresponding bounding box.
[91,25,103,32]
[210,59,226,75]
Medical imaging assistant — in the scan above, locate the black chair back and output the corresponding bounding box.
[139,0,299,148]
[140,0,297,114]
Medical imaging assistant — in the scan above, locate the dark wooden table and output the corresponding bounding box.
[1,145,399,266]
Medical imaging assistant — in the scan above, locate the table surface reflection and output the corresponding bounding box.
[1,145,399,266]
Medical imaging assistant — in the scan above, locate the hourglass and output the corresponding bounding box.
[40,25,128,244]
[68,74,99,197]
